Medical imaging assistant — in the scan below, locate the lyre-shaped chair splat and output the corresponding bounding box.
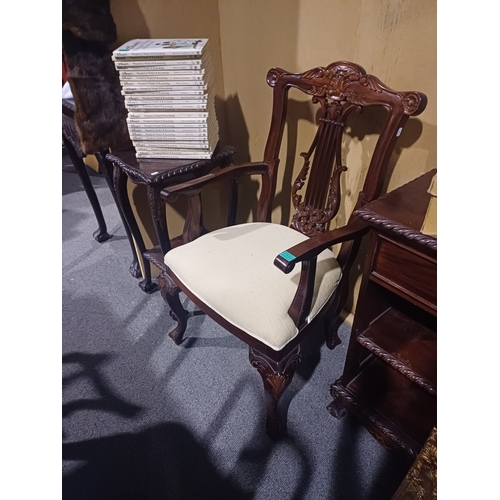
[290,99,360,236]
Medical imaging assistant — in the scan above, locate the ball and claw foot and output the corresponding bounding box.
[93,230,112,243]
[326,329,342,350]
[327,389,347,419]
[129,259,142,279]
[139,279,159,294]
[168,309,188,345]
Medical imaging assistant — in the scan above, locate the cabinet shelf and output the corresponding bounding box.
[358,306,436,395]
[331,357,436,458]
[330,170,437,457]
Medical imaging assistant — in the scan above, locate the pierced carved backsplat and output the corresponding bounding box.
[262,62,427,232]
[290,97,360,236]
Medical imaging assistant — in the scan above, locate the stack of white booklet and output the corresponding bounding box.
[112,39,219,159]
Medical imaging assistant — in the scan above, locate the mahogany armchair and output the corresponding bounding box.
[157,61,427,438]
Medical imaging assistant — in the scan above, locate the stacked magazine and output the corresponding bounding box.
[112,38,219,160]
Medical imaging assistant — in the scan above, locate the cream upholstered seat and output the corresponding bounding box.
[156,61,427,439]
[164,223,342,351]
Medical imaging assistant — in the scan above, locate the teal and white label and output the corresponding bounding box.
[279,251,296,262]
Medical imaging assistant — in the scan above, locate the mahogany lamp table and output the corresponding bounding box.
[105,144,236,293]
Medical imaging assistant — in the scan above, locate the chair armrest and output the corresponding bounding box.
[160,161,270,198]
[159,161,271,246]
[275,218,370,328]
[274,218,370,274]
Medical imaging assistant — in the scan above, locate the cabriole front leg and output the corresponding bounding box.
[249,345,302,439]
[158,272,187,345]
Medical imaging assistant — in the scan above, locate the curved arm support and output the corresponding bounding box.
[274,219,370,274]
[158,162,271,249]
[287,258,317,328]
[160,162,270,199]
[276,219,370,327]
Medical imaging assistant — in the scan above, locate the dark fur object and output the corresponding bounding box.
[62,0,130,154]
[62,0,116,44]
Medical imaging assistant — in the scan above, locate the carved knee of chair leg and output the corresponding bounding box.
[249,345,302,439]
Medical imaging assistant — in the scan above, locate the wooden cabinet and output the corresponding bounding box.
[328,170,437,459]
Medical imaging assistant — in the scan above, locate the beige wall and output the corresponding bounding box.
[218,0,436,217]
[109,0,436,317]
[297,0,437,192]
[218,0,436,320]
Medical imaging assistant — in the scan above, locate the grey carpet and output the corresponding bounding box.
[62,150,411,500]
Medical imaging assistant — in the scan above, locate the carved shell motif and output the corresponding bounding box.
[249,347,302,400]
[301,63,386,100]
